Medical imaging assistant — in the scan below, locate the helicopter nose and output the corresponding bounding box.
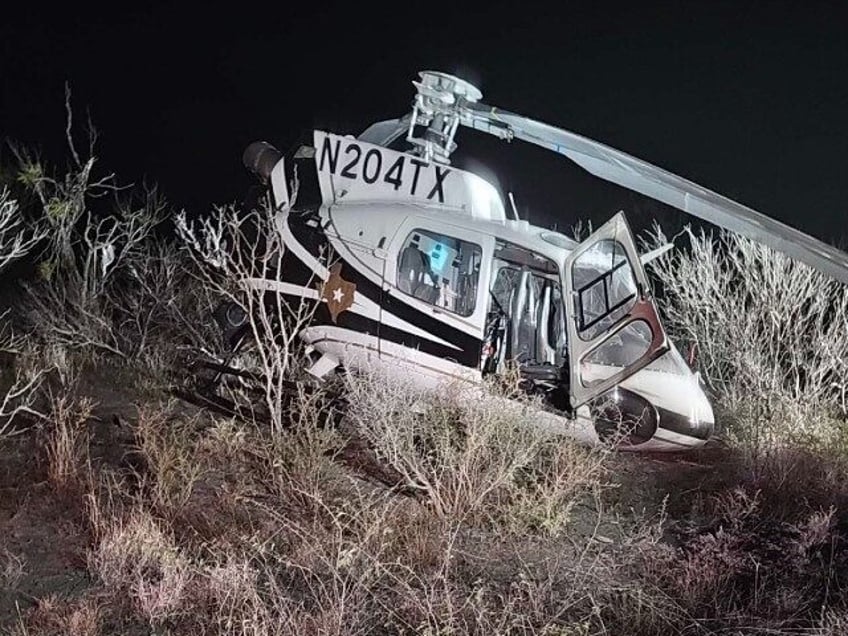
[653,381,715,443]
[590,387,660,446]
[599,373,715,448]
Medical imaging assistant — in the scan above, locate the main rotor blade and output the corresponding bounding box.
[464,103,848,286]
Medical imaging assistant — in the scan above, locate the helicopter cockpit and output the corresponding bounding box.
[478,241,570,406]
[479,234,657,415]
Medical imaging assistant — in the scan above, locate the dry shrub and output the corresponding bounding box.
[88,507,192,625]
[270,496,396,634]
[69,380,679,635]
[0,188,47,442]
[261,382,349,507]
[745,446,848,521]
[646,484,847,630]
[640,225,848,631]
[647,226,848,455]
[13,594,102,636]
[343,370,605,531]
[133,403,204,518]
[821,609,848,635]
[8,102,220,390]
[176,203,323,435]
[44,394,93,494]
[510,439,607,536]
[380,521,683,636]
[188,490,401,634]
[0,358,46,442]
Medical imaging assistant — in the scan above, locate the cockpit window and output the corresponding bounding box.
[397,229,482,317]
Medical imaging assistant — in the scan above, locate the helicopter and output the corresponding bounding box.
[210,71,848,452]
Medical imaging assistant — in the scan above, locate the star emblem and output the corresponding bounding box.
[320,263,356,323]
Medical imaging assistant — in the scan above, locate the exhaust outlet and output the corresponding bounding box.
[243,141,282,184]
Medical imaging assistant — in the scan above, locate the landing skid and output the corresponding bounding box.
[172,357,419,492]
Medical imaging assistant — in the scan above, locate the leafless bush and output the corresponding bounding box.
[9,93,209,376]
[0,190,46,440]
[0,364,47,440]
[821,609,848,635]
[0,187,44,271]
[177,201,321,432]
[647,226,848,452]
[343,371,605,531]
[17,177,168,361]
[113,239,221,374]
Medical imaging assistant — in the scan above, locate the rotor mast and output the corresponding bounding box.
[406,72,483,164]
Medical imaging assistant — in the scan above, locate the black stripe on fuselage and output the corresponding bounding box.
[655,404,714,441]
[274,215,483,367]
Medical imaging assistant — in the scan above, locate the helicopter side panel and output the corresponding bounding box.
[314,131,506,222]
[264,211,486,371]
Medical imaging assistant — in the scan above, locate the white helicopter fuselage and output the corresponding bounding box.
[236,67,848,452]
[246,130,714,451]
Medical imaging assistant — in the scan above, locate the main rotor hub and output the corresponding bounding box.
[406,71,482,164]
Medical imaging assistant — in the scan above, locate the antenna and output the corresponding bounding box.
[406,71,482,164]
[508,191,520,221]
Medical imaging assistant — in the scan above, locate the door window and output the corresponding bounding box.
[396,229,482,317]
[563,212,669,408]
[572,239,638,340]
[580,320,653,386]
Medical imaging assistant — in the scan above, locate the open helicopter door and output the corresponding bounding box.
[564,212,669,408]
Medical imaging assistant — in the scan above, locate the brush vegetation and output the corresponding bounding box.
[1,108,847,635]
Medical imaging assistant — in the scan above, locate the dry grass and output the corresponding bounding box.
[6,359,845,635]
[1,548,26,591]
[56,380,644,635]
[43,394,93,494]
[133,403,204,518]
[5,140,848,634]
[9,359,843,635]
[13,594,103,636]
[88,506,192,625]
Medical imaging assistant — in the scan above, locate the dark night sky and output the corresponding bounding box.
[1,1,846,243]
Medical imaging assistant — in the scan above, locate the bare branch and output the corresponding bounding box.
[645,225,848,450]
[177,202,322,433]
[64,82,82,169]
